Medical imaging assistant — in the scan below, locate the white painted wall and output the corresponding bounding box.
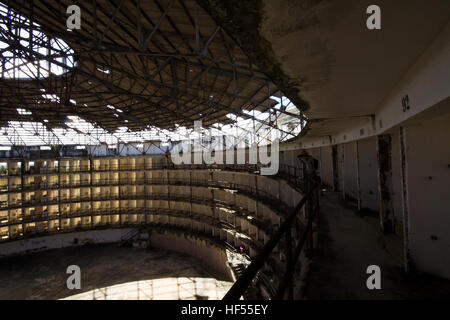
[343,142,358,201]
[403,111,450,279]
[299,20,450,149]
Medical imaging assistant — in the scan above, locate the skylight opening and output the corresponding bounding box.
[1,96,302,148]
[17,108,32,115]
[97,68,110,75]
[0,2,75,80]
[42,94,60,103]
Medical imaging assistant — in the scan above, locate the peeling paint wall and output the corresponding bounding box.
[356,137,379,212]
[390,129,404,234]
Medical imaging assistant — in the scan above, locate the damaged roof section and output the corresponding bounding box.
[196,0,309,113]
[0,0,304,147]
[198,0,450,143]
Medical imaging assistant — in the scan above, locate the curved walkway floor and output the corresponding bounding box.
[0,244,232,300]
[304,191,450,300]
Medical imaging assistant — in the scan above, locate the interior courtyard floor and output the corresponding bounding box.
[303,190,450,300]
[0,244,232,300]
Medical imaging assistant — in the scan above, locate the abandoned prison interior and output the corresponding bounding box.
[0,0,449,301]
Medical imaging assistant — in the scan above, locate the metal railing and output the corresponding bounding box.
[1,160,320,301]
[0,163,303,193]
[7,162,288,176]
[1,162,317,296]
[223,174,320,300]
[1,175,288,211]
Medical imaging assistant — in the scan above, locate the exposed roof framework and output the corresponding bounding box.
[0,0,304,148]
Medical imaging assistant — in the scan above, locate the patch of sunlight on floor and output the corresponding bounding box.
[61,277,233,300]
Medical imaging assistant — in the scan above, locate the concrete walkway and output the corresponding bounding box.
[304,191,450,300]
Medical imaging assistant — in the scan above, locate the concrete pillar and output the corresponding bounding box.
[399,126,411,272]
[339,144,345,199]
[332,145,339,192]
[90,158,94,228]
[189,171,193,231]
[376,135,395,234]
[356,141,361,210]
